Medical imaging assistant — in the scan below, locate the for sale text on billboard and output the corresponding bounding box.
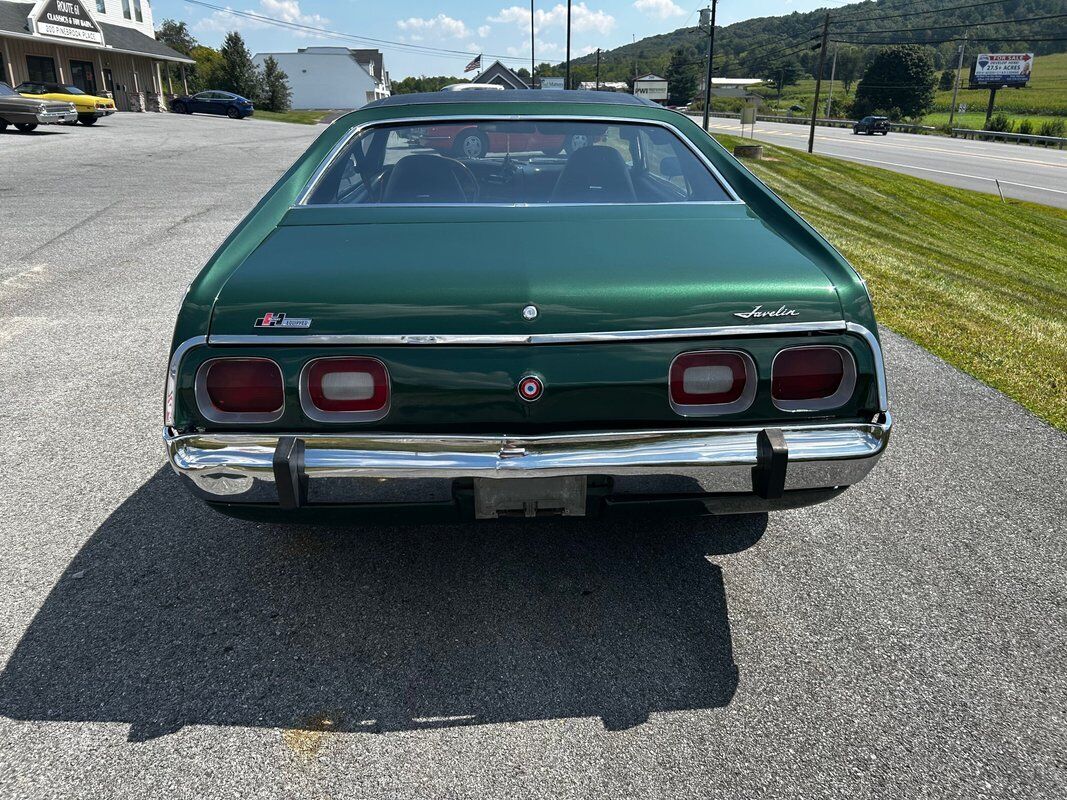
[972,53,1034,87]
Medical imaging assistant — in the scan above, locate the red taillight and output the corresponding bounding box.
[199,358,284,420]
[303,357,389,420]
[669,351,755,414]
[772,346,854,409]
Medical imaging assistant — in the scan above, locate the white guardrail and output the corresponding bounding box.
[702,112,1067,149]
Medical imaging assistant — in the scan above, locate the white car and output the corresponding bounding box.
[440,83,505,92]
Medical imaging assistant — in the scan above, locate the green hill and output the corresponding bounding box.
[559,0,1066,109]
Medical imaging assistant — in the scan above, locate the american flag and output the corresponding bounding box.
[464,54,482,73]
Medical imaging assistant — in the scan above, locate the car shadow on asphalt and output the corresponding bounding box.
[0,467,765,741]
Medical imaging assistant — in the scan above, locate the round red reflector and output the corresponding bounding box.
[517,375,544,401]
[307,358,389,413]
[670,352,748,405]
[772,347,845,401]
[204,359,283,414]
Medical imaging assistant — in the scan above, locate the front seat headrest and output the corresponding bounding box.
[550,145,636,203]
[382,154,468,203]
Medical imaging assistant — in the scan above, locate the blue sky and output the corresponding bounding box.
[158,0,848,80]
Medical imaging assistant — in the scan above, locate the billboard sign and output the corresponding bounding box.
[540,77,565,90]
[972,53,1033,87]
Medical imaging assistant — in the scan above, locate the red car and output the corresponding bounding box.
[417,122,592,158]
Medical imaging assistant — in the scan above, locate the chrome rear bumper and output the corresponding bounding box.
[165,415,890,514]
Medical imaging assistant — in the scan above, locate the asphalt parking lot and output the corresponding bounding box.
[1,113,1065,799]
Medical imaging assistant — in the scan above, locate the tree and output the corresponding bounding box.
[665,47,697,106]
[392,75,464,94]
[938,69,956,91]
[217,31,260,99]
[835,47,862,93]
[257,56,291,112]
[189,45,222,92]
[156,19,197,56]
[853,45,935,120]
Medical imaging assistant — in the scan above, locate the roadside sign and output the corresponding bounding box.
[740,107,756,125]
[958,103,968,113]
[971,53,1034,87]
[28,0,105,45]
[540,77,565,90]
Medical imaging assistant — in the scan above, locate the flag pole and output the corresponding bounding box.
[530,0,535,87]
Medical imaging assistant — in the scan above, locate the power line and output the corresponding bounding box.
[180,0,529,64]
[834,12,1067,35]
[831,34,1067,44]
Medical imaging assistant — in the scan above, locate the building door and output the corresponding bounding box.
[26,55,57,84]
[69,60,98,95]
[102,68,114,93]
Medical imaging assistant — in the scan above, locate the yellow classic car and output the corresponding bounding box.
[16,82,116,125]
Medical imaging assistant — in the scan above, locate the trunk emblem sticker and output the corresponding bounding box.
[518,375,544,402]
[254,312,312,329]
[733,305,800,320]
[522,305,539,320]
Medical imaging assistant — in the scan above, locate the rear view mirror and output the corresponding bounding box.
[659,156,682,178]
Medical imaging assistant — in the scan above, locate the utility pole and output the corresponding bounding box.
[984,85,998,125]
[824,43,838,117]
[808,12,830,154]
[700,0,717,132]
[530,0,535,88]
[595,48,601,90]
[565,0,572,90]
[948,41,965,128]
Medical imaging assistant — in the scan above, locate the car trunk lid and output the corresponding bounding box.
[208,204,843,338]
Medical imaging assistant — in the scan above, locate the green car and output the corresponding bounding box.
[164,90,890,523]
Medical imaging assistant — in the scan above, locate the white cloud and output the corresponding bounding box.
[478,24,491,38]
[490,3,615,35]
[632,0,684,20]
[397,13,471,40]
[195,0,329,35]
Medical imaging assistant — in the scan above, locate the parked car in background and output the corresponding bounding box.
[0,82,76,132]
[854,116,890,135]
[164,90,891,523]
[169,91,254,119]
[15,82,115,125]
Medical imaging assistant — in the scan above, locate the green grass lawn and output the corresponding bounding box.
[714,134,1067,431]
[254,109,332,125]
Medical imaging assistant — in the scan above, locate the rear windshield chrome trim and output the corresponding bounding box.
[295,114,742,206]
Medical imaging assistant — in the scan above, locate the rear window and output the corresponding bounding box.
[303,120,735,206]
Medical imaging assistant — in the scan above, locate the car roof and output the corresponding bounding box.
[365,89,656,110]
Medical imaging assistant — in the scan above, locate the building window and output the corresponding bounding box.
[133,0,143,22]
[121,0,131,19]
[96,0,105,12]
[26,55,57,84]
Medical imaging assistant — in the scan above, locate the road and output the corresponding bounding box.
[1,115,1065,799]
[697,115,1067,208]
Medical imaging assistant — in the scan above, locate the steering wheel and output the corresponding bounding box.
[443,157,479,202]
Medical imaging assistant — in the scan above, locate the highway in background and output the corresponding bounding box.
[697,116,1067,208]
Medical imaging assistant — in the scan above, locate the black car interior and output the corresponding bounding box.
[308,121,733,205]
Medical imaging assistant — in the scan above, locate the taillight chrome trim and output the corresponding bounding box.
[299,356,391,423]
[771,345,857,412]
[668,349,757,417]
[194,357,285,424]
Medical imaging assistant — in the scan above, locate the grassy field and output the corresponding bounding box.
[253,109,332,124]
[932,52,1067,117]
[713,134,1067,431]
[921,111,1064,130]
[748,51,1067,124]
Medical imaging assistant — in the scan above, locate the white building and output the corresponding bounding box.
[0,0,193,110]
[633,73,668,103]
[252,46,389,110]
